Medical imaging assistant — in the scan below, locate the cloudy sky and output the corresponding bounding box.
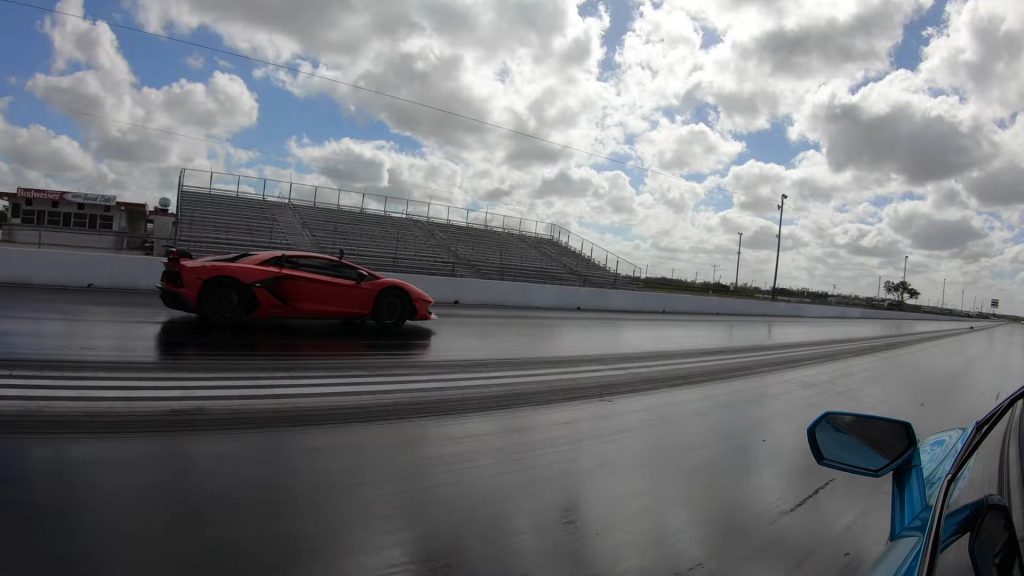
[0,0,1021,313]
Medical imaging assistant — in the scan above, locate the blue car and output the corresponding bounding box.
[808,390,1024,575]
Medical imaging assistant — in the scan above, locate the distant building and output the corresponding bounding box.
[0,187,174,254]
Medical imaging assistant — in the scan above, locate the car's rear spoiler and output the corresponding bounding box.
[165,247,194,263]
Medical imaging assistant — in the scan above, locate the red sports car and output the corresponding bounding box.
[157,249,436,327]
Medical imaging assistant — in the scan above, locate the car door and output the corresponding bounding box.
[275,256,374,316]
[930,397,1024,575]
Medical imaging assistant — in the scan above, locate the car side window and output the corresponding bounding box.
[933,400,1024,575]
[284,256,363,282]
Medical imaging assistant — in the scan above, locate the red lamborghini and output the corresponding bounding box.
[157,249,436,327]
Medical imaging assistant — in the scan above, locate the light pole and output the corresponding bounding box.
[960,288,965,314]
[771,193,788,301]
[734,232,743,290]
[877,275,881,299]
[903,255,908,283]
[972,295,977,313]
[711,264,721,286]
[940,278,946,308]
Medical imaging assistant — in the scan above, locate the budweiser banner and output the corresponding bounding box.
[17,188,117,205]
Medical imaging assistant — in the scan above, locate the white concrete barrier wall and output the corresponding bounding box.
[389,273,954,320]
[0,245,960,320]
[0,245,163,291]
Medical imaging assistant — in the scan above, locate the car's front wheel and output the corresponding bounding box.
[198,280,250,326]
[373,290,408,329]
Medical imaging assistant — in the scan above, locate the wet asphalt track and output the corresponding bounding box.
[0,287,985,363]
[0,286,1019,575]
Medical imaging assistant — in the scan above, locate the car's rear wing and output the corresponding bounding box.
[164,247,194,264]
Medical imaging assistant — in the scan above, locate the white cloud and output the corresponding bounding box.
[663,0,929,131]
[635,121,743,175]
[884,197,988,252]
[287,137,466,204]
[183,52,205,70]
[963,161,1024,207]
[0,113,108,186]
[792,71,997,183]
[962,115,1024,206]
[137,0,616,170]
[920,0,1024,120]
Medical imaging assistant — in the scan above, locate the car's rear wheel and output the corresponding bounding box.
[198,281,250,326]
[373,290,408,329]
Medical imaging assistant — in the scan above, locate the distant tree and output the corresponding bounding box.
[883,280,921,305]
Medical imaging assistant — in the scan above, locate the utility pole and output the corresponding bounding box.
[903,255,908,283]
[771,194,787,301]
[961,288,965,314]
[940,278,946,308]
[734,232,743,290]
[972,295,977,314]
[832,284,836,295]
[711,264,721,286]
[695,271,700,283]
[877,275,881,299]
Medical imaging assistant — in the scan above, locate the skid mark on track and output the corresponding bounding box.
[785,478,835,515]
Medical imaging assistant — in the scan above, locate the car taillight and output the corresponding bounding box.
[161,268,183,288]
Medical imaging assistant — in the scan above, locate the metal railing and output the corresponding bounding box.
[176,168,642,278]
[0,224,172,256]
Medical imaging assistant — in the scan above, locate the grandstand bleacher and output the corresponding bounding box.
[175,169,639,288]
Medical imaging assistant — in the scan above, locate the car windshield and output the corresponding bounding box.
[0,1,1020,575]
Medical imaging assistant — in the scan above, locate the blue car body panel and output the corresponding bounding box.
[861,426,970,575]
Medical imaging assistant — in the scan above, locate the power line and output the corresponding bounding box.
[0,0,691,185]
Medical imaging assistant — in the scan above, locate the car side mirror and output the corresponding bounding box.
[969,495,1023,574]
[355,270,369,284]
[808,412,917,478]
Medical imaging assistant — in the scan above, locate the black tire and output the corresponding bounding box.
[198,281,250,326]
[373,290,408,329]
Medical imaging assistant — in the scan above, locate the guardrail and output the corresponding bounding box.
[176,168,643,277]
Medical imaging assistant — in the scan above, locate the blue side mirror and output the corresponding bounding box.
[808,412,918,478]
